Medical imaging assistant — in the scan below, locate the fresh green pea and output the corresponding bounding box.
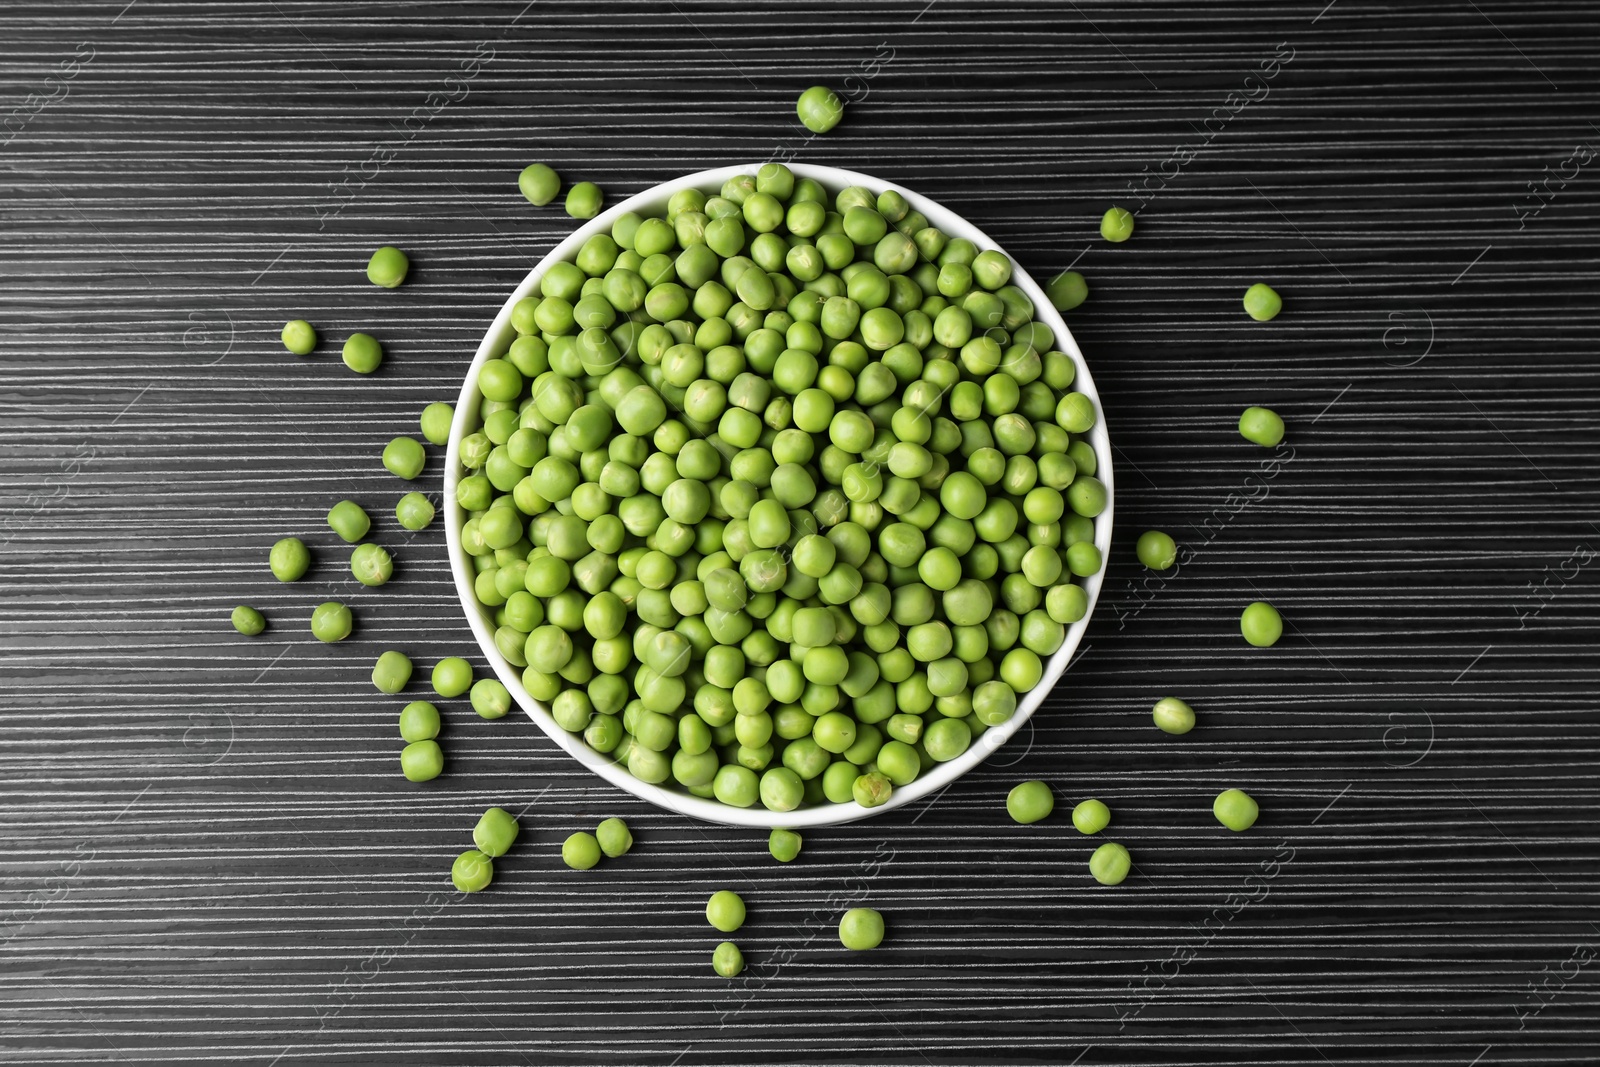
[1152,696,1196,735]
[402,740,444,782]
[596,817,633,857]
[451,849,492,892]
[797,86,844,133]
[1046,270,1087,311]
[281,319,317,355]
[474,807,520,858]
[366,245,410,288]
[518,163,561,206]
[1240,601,1283,647]
[1239,406,1285,446]
[399,701,440,742]
[706,889,746,932]
[1213,788,1260,831]
[1089,842,1131,885]
[562,831,602,869]
[371,650,413,694]
[432,657,474,698]
[1243,283,1282,322]
[713,941,745,977]
[341,332,383,374]
[310,601,352,642]
[1136,530,1176,570]
[1006,780,1054,824]
[838,907,884,950]
[1071,798,1110,835]
[1100,206,1134,243]
[565,181,604,220]
[396,492,436,531]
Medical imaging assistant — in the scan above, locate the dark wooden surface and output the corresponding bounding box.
[3,2,1599,1063]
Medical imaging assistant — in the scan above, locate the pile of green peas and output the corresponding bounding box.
[455,164,1107,812]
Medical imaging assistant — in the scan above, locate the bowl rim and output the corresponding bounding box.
[445,162,1115,828]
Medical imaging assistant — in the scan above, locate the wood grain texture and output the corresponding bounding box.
[2,1,1599,1063]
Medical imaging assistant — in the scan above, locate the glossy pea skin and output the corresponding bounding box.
[350,543,393,587]
[1238,406,1285,447]
[562,831,602,869]
[1089,842,1131,885]
[371,650,413,694]
[518,163,561,206]
[327,500,371,543]
[473,807,520,858]
[310,601,353,642]
[1071,798,1111,835]
[269,537,311,582]
[470,677,512,719]
[451,849,493,892]
[1214,788,1260,831]
[1136,530,1177,571]
[1152,696,1196,735]
[838,906,884,950]
[596,817,633,858]
[713,941,745,977]
[565,181,604,220]
[1046,270,1087,312]
[281,319,317,355]
[231,605,266,636]
[796,85,844,133]
[399,700,441,742]
[1243,283,1282,322]
[383,437,427,480]
[396,492,436,531]
[341,332,383,374]
[706,889,746,932]
[420,402,454,446]
[768,827,802,862]
[367,245,410,288]
[1240,601,1283,647]
[1100,206,1134,243]
[402,740,444,782]
[432,657,474,698]
[1006,780,1054,824]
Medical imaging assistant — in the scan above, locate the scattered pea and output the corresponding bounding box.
[1136,530,1176,571]
[1006,780,1055,824]
[371,650,413,694]
[451,849,492,892]
[268,537,310,582]
[401,739,444,782]
[706,889,746,933]
[473,807,520,858]
[562,831,602,869]
[366,245,410,289]
[309,601,352,642]
[280,319,317,355]
[1089,842,1131,885]
[341,333,383,374]
[838,907,884,950]
[596,817,633,858]
[518,163,561,207]
[419,402,454,446]
[712,941,745,977]
[1243,283,1282,322]
[327,500,371,543]
[1238,406,1285,447]
[768,828,802,862]
[231,605,266,636]
[399,700,440,742]
[395,492,435,531]
[796,85,844,133]
[565,181,604,220]
[1152,696,1196,735]
[1240,601,1283,647]
[432,657,474,698]
[1071,798,1111,835]
[1045,269,1088,312]
[1213,788,1259,831]
[1100,206,1134,243]
[350,543,393,587]
[470,677,512,719]
[383,437,426,480]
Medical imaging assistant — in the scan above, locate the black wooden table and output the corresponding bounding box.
[4,2,1598,1063]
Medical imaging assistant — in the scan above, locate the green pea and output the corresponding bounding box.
[1072,798,1111,835]
[768,827,802,862]
[838,907,884,950]
[1006,780,1054,824]
[1240,601,1283,647]
[518,163,561,206]
[1239,405,1285,446]
[1046,270,1088,311]
[350,543,393,587]
[269,537,311,581]
[1152,697,1196,735]
[853,770,893,807]
[451,849,492,892]
[1136,530,1176,570]
[382,437,426,480]
[231,605,266,636]
[371,650,413,694]
[474,807,520,858]
[341,332,383,374]
[470,677,512,719]
[706,889,746,932]
[796,85,844,133]
[310,601,352,642]
[562,830,602,869]
[401,739,444,782]
[712,941,745,977]
[432,657,474,698]
[281,319,317,355]
[1089,842,1131,885]
[1213,788,1260,831]
[1243,283,1282,321]
[399,701,440,742]
[1100,206,1134,243]
[366,245,410,288]
[396,492,436,531]
[596,817,633,858]
[565,181,604,220]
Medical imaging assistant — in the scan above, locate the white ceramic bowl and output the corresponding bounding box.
[447,163,1114,827]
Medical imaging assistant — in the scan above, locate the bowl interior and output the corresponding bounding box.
[446,163,1115,828]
